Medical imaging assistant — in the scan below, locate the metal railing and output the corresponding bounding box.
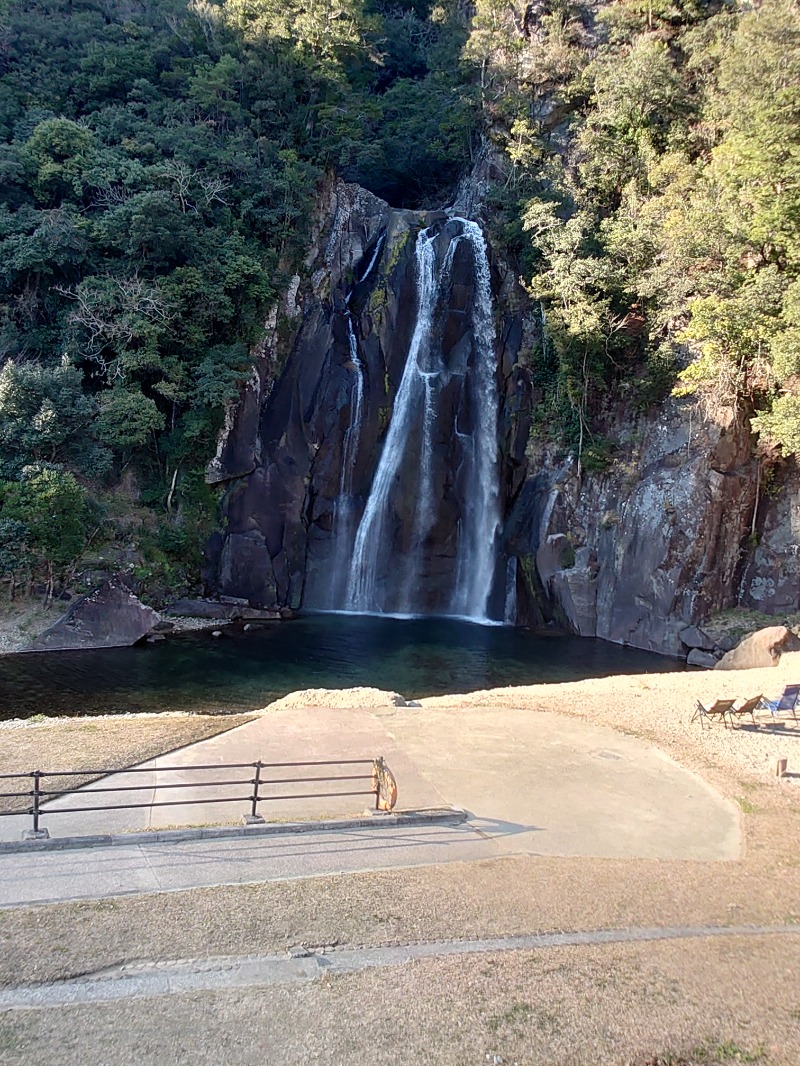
[0,757,397,837]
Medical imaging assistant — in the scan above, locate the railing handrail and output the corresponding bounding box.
[0,757,398,837]
[0,758,375,780]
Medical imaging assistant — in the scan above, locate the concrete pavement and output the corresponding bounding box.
[0,822,497,908]
[0,705,447,840]
[371,702,742,860]
[0,700,742,907]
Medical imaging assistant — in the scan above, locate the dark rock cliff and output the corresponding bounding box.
[505,406,760,655]
[205,179,531,613]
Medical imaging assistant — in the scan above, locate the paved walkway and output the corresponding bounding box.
[0,702,741,905]
[0,822,495,908]
[3,925,798,1008]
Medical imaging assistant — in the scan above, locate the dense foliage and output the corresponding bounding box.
[0,0,475,596]
[1,0,798,597]
[468,0,800,472]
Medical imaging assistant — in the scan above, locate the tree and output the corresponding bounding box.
[0,465,93,598]
[95,387,165,450]
[22,119,95,205]
[0,518,30,598]
[0,358,104,477]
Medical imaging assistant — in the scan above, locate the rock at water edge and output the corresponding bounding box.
[714,625,799,670]
[679,625,715,651]
[26,579,160,652]
[686,649,718,669]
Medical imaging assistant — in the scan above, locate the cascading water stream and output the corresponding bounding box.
[448,224,501,619]
[325,310,366,606]
[322,233,386,607]
[345,218,500,621]
[342,310,365,486]
[358,234,385,284]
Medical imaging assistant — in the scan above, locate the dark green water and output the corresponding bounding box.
[0,614,684,721]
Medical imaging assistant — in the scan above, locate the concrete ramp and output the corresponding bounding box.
[1,704,740,861]
[373,704,741,861]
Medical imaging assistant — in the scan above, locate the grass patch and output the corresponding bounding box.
[486,1000,560,1035]
[735,796,758,814]
[704,606,800,647]
[644,1039,766,1064]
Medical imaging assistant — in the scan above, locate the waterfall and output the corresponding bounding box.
[324,310,366,607]
[448,222,501,619]
[342,310,365,485]
[358,234,385,284]
[345,217,500,621]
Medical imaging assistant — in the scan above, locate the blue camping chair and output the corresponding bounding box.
[763,684,800,723]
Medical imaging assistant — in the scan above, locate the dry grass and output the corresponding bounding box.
[0,714,254,812]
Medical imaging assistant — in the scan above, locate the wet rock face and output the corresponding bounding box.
[505,405,759,656]
[739,462,800,614]
[208,181,531,612]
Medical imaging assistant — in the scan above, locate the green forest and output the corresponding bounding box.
[0,0,798,601]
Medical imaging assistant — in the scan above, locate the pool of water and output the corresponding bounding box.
[0,614,685,721]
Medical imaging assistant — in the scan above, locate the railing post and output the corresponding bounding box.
[251,760,262,819]
[373,758,381,810]
[32,770,41,834]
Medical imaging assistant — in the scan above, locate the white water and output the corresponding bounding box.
[448,221,501,618]
[346,218,500,620]
[358,234,385,284]
[342,311,365,484]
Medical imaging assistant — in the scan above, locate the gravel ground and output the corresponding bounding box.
[262,687,410,711]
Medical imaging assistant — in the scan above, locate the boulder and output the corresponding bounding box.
[679,625,715,651]
[550,559,598,637]
[715,625,799,670]
[26,580,160,652]
[164,598,235,619]
[234,607,281,621]
[687,649,718,669]
[715,633,740,653]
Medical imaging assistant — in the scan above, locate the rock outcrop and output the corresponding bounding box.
[739,462,800,614]
[26,579,160,652]
[715,625,799,670]
[505,405,758,656]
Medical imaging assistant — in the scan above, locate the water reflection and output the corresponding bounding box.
[0,614,684,721]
